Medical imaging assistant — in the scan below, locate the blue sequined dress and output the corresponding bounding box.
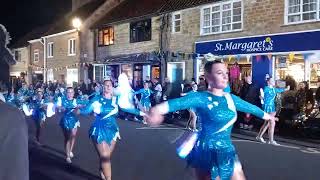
[6,93,17,107]
[77,95,89,106]
[59,97,80,130]
[163,91,266,180]
[81,95,142,145]
[263,86,285,113]
[30,98,46,124]
[134,88,153,108]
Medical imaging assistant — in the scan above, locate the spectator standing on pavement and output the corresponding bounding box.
[239,75,260,130]
[153,78,162,104]
[162,77,172,101]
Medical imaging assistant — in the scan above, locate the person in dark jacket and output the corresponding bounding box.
[239,75,260,130]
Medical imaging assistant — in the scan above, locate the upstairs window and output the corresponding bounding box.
[130,19,152,43]
[201,0,242,35]
[14,50,21,61]
[68,39,76,55]
[34,49,39,62]
[172,12,182,33]
[98,27,114,46]
[47,42,53,58]
[285,0,320,24]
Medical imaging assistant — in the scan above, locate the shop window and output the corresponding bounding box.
[94,65,104,82]
[172,12,181,33]
[47,69,54,82]
[98,27,114,46]
[201,0,242,35]
[285,0,320,24]
[130,19,152,43]
[275,55,305,83]
[67,68,78,85]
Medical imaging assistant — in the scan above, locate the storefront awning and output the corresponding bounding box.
[100,52,161,65]
[195,30,320,56]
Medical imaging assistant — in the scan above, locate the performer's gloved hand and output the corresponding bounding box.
[147,107,164,127]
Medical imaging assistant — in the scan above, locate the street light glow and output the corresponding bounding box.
[72,17,82,30]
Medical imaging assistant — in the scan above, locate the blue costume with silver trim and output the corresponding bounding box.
[81,95,142,145]
[164,91,266,180]
[6,92,17,107]
[76,94,89,106]
[263,86,285,113]
[59,97,80,130]
[30,97,46,124]
[134,88,153,108]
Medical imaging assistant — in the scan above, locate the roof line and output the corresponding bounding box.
[92,12,161,29]
[43,29,77,38]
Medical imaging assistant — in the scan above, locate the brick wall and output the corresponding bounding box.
[166,0,320,80]
[96,16,160,61]
[45,32,80,82]
[10,47,29,73]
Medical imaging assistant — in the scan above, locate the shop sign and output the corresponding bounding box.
[196,30,320,55]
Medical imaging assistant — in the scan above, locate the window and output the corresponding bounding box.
[68,39,76,55]
[98,27,114,46]
[67,68,78,85]
[285,0,320,24]
[47,69,54,82]
[172,12,182,33]
[14,50,21,61]
[201,0,242,35]
[130,19,152,43]
[47,42,53,58]
[34,49,39,62]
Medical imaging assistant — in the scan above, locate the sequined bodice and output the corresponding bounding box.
[96,97,118,118]
[167,92,265,149]
[62,98,77,114]
[264,86,284,106]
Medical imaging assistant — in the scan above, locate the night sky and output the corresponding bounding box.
[0,0,71,43]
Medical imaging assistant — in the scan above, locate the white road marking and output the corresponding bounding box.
[136,126,320,154]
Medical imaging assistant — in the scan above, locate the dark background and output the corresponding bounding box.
[0,0,71,43]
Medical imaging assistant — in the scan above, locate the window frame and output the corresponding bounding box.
[172,11,182,33]
[33,49,40,62]
[200,0,243,36]
[14,50,21,62]
[130,19,152,43]
[284,0,320,25]
[68,38,76,56]
[47,42,54,58]
[98,27,115,46]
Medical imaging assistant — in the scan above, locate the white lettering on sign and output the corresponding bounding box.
[214,37,274,53]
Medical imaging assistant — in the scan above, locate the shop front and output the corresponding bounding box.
[195,30,320,89]
[93,52,160,89]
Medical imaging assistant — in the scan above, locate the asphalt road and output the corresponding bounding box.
[27,113,320,180]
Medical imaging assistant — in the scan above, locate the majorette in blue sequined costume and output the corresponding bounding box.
[30,97,47,124]
[76,94,89,106]
[59,97,80,131]
[134,88,153,109]
[159,91,267,180]
[6,92,17,107]
[80,95,143,145]
[262,86,285,113]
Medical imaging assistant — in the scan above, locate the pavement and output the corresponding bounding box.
[27,114,320,180]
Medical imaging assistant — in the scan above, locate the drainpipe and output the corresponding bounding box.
[41,37,47,83]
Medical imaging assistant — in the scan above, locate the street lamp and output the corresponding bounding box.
[72,17,82,30]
